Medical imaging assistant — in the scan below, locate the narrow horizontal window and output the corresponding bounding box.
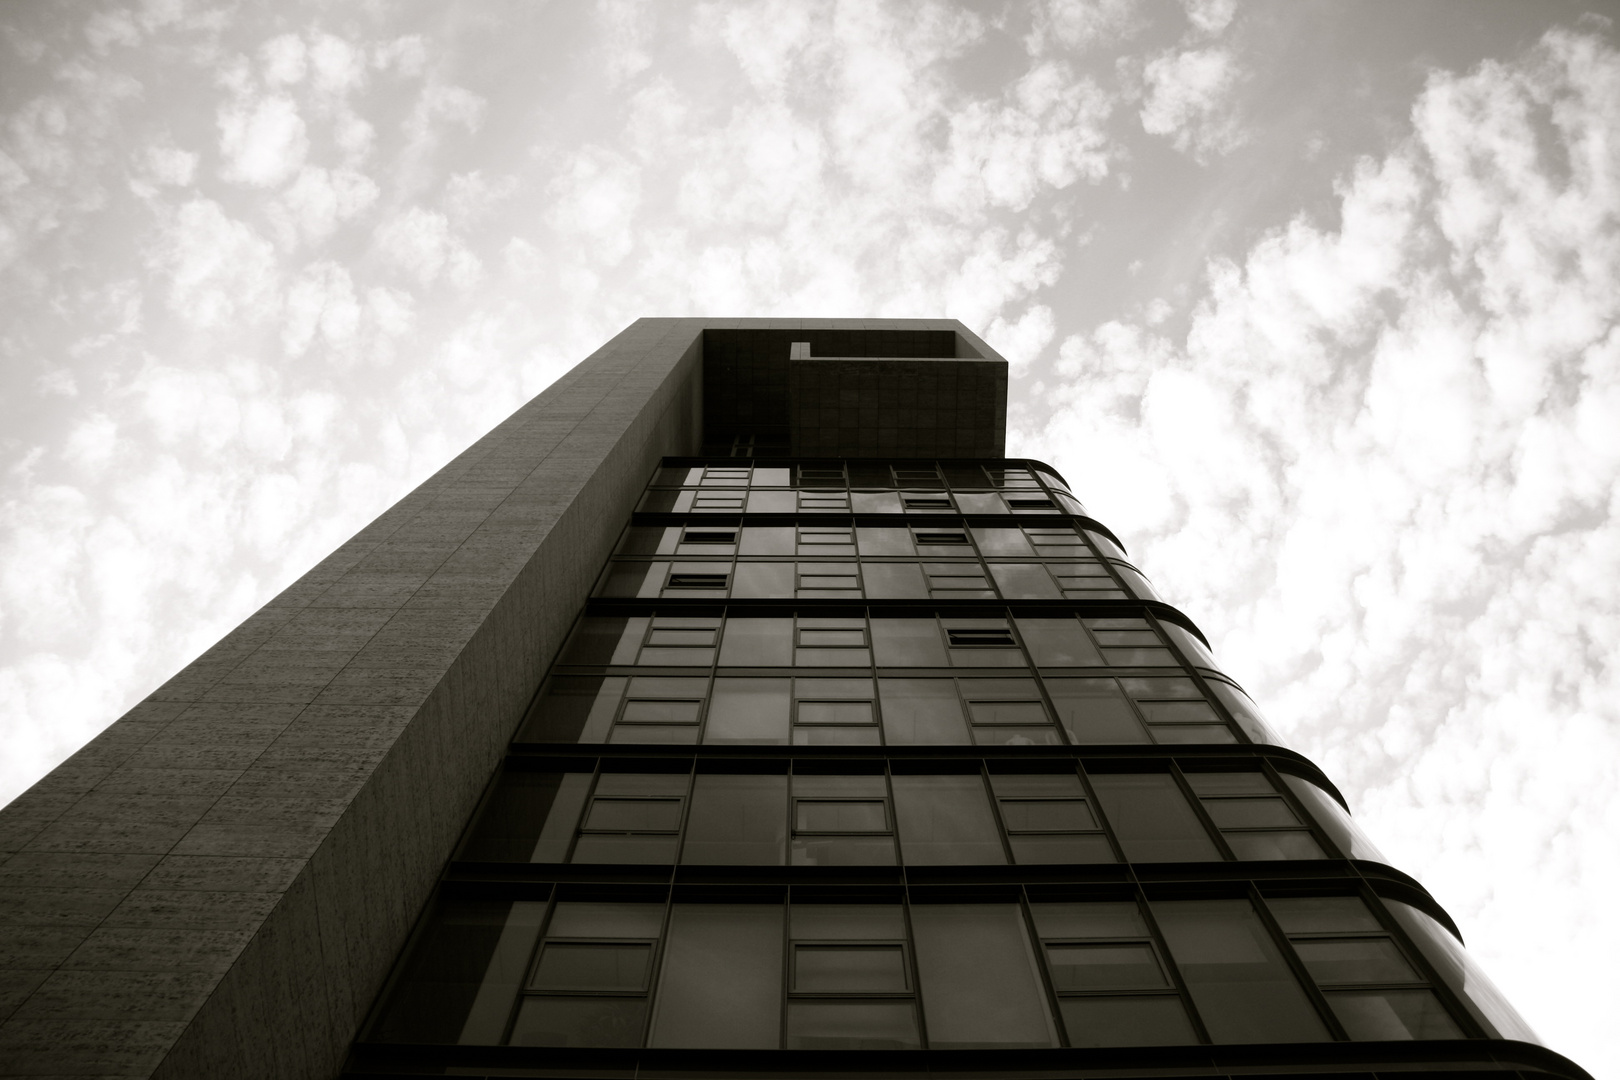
[915,531,969,545]
[666,573,729,589]
[1008,497,1054,508]
[947,627,1016,647]
[795,799,889,833]
[902,496,951,509]
[531,942,654,992]
[681,530,736,544]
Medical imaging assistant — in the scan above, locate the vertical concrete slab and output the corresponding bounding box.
[0,318,707,1079]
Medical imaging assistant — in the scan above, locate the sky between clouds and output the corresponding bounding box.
[1,0,1617,1072]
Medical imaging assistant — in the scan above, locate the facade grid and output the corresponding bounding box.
[344,454,1557,1077]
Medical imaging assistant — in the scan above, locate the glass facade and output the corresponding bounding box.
[348,457,1549,1075]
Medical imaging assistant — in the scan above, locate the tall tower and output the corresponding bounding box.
[0,320,1587,1080]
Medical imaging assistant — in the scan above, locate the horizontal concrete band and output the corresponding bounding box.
[0,318,991,1079]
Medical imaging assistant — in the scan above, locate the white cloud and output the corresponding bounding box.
[266,164,379,248]
[217,92,309,186]
[260,33,308,86]
[1183,0,1235,37]
[1021,27,1620,1066]
[1140,45,1246,160]
[152,198,280,327]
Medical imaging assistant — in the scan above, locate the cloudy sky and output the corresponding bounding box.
[2,0,1617,1071]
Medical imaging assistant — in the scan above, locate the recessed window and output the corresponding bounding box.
[902,496,951,510]
[914,530,969,545]
[667,572,729,589]
[681,530,736,544]
[947,627,1015,647]
[1008,496,1055,508]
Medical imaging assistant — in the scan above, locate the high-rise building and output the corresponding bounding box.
[0,320,1589,1080]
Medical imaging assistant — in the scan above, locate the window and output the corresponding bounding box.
[800,491,850,511]
[1269,896,1463,1040]
[691,491,746,511]
[877,678,969,744]
[797,562,860,597]
[796,616,870,666]
[462,770,592,862]
[572,772,688,863]
[1152,898,1329,1043]
[1029,901,1196,1046]
[648,903,783,1048]
[611,676,707,745]
[989,772,1112,864]
[793,677,879,745]
[1185,771,1325,859]
[798,526,855,554]
[926,563,993,598]
[1120,676,1234,744]
[943,620,1024,666]
[638,617,719,665]
[1087,773,1221,862]
[961,677,1059,746]
[910,903,1057,1048]
[681,772,787,864]
[900,494,952,510]
[890,773,1006,864]
[791,772,895,865]
[509,901,664,1047]
[700,466,750,486]
[664,569,729,593]
[704,678,789,744]
[799,465,846,487]
[678,528,736,548]
[1085,617,1177,666]
[787,904,920,1049]
[913,529,970,548]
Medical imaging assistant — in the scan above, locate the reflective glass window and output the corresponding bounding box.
[990,773,1113,864]
[648,904,783,1048]
[1185,771,1325,860]
[717,616,792,666]
[791,773,895,866]
[1269,895,1464,1041]
[638,617,718,666]
[572,772,688,863]
[861,562,929,598]
[1086,618,1177,666]
[1016,616,1103,666]
[374,898,547,1044]
[560,616,645,665]
[521,675,626,742]
[682,773,787,864]
[1152,899,1329,1043]
[509,901,662,1048]
[739,525,794,555]
[1045,679,1149,743]
[990,563,1062,599]
[1088,773,1220,862]
[871,618,948,666]
[1386,901,1539,1043]
[464,770,592,863]
[890,774,1006,865]
[911,904,1057,1048]
[878,678,970,744]
[704,677,790,744]
[732,561,794,597]
[796,616,871,666]
[794,677,879,745]
[1280,774,1387,861]
[972,527,1034,556]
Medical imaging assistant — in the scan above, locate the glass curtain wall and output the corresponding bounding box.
[348,459,1542,1072]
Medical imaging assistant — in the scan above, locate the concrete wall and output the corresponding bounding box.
[0,318,706,1078]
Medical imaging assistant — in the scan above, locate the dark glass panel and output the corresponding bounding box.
[1010,835,1116,863]
[602,561,662,598]
[1045,679,1148,743]
[704,678,790,744]
[1267,896,1384,935]
[911,904,1056,1048]
[1294,938,1420,985]
[791,903,906,940]
[1326,989,1465,1040]
[372,899,545,1044]
[546,902,664,938]
[732,561,794,598]
[1138,700,1222,725]
[878,678,970,744]
[785,1000,920,1050]
[1088,774,1221,862]
[871,618,948,665]
[531,942,652,991]
[463,771,585,862]
[619,700,701,725]
[682,773,787,865]
[999,798,1096,832]
[520,676,625,742]
[583,797,682,832]
[1280,774,1387,861]
[1202,797,1300,829]
[1223,832,1326,860]
[1152,899,1330,1043]
[971,527,1034,555]
[796,800,887,832]
[863,563,929,599]
[739,525,795,554]
[794,944,909,991]
[1058,997,1198,1047]
[1046,942,1166,990]
[648,904,784,1048]
[1029,902,1149,939]
[1387,900,1540,1042]
[1016,617,1103,666]
[561,616,642,664]
[1084,529,1127,558]
[717,617,793,665]
[891,775,1006,865]
[990,563,1061,598]
[1151,725,1238,744]
[509,997,647,1048]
